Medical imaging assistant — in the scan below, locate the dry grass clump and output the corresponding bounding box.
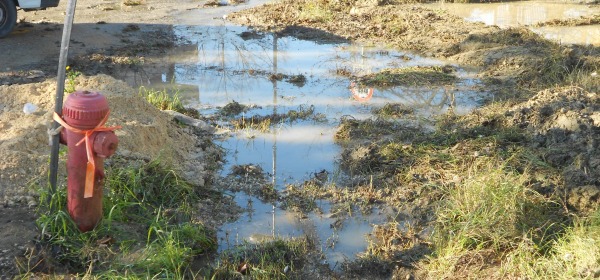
[373,103,414,118]
[534,14,600,27]
[365,221,422,259]
[122,0,144,6]
[203,0,223,7]
[230,105,324,132]
[334,118,423,143]
[357,66,457,87]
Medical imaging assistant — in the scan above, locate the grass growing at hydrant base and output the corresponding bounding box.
[30,159,216,278]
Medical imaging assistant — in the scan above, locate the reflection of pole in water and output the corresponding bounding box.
[386,86,456,111]
[219,36,229,99]
[271,33,278,238]
[446,85,456,113]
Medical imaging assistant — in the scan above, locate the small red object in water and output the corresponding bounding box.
[350,82,374,102]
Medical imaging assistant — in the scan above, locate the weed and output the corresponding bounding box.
[524,45,574,89]
[373,103,414,118]
[204,0,224,7]
[231,116,272,133]
[533,14,600,27]
[298,0,334,23]
[139,86,200,118]
[65,66,81,94]
[502,207,600,279]
[139,86,185,112]
[366,221,414,259]
[259,184,279,201]
[219,100,248,117]
[334,117,423,143]
[281,182,321,212]
[342,255,393,279]
[285,74,307,87]
[230,105,323,132]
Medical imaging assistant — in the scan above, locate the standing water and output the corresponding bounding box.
[427,1,600,46]
[158,1,489,268]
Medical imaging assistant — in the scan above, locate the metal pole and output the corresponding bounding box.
[49,0,78,200]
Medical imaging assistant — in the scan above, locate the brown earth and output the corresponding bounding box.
[1,0,600,278]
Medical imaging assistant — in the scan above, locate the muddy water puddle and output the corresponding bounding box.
[220,192,396,268]
[153,18,487,265]
[427,1,600,45]
[530,25,600,46]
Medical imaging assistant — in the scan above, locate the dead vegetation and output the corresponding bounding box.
[356,66,457,87]
[533,14,600,27]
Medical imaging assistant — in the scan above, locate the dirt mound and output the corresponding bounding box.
[0,75,211,206]
[509,86,599,133]
[506,86,600,211]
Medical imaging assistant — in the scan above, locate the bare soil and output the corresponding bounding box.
[1,0,599,278]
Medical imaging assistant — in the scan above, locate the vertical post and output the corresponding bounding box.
[49,0,78,200]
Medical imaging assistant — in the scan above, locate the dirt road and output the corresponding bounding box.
[1,0,189,83]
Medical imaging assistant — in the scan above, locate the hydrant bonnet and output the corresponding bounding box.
[62,91,109,129]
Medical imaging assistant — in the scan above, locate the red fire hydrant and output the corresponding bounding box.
[53,91,121,232]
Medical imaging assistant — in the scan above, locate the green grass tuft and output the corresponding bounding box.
[139,86,200,118]
[502,207,600,279]
[209,238,309,279]
[424,159,566,278]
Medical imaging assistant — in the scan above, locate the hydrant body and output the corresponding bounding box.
[59,91,119,232]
